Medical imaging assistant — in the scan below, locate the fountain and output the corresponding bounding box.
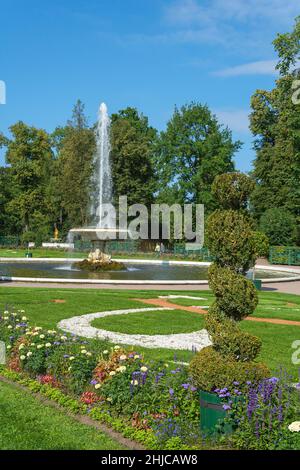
[70,103,126,271]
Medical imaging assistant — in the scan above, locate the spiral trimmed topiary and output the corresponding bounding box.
[190,172,269,391]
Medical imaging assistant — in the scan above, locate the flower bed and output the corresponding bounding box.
[0,308,300,450]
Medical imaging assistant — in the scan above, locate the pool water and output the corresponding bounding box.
[0,261,295,281]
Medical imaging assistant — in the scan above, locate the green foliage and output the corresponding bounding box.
[205,308,262,362]
[259,208,298,246]
[189,347,269,392]
[251,231,270,258]
[212,172,255,210]
[208,265,258,320]
[250,18,300,230]
[154,102,240,211]
[206,210,256,273]
[110,107,156,208]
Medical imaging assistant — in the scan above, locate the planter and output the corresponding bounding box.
[199,390,232,434]
[252,279,262,290]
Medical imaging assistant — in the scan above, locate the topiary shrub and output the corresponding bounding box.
[212,172,255,210]
[190,347,269,392]
[208,264,258,320]
[205,308,262,362]
[190,172,269,393]
[206,210,256,273]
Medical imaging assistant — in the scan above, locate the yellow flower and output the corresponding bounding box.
[106,397,112,402]
[60,336,67,341]
[18,344,25,350]
[116,366,126,373]
[86,352,92,357]
[95,384,101,390]
[37,344,43,349]
[26,351,32,357]
[39,334,45,339]
[164,363,169,368]
[45,343,51,348]
[114,345,120,350]
[6,345,11,350]
[119,354,127,361]
[7,325,12,329]
[109,371,116,376]
[69,356,75,361]
[134,355,140,360]
[103,350,109,355]
[22,316,27,321]
[20,355,26,360]
[81,349,87,354]
[140,366,148,372]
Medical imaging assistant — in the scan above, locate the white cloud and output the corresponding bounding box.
[214,109,250,133]
[166,0,300,26]
[213,59,278,77]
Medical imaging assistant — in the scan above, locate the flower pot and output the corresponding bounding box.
[199,390,232,434]
[252,279,262,290]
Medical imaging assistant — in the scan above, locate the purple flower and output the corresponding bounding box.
[190,386,197,392]
[181,383,190,390]
[169,388,174,396]
[223,404,231,411]
[90,379,97,385]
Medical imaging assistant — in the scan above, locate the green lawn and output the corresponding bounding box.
[0,247,194,261]
[0,380,125,450]
[0,286,300,377]
[92,309,205,334]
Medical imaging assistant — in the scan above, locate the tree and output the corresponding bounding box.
[154,103,241,211]
[259,207,297,245]
[1,122,54,236]
[250,17,300,243]
[0,167,20,235]
[110,107,156,208]
[56,100,95,231]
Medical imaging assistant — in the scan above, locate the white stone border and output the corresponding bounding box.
[1,258,300,284]
[58,307,211,351]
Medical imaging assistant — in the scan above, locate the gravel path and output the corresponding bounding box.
[58,307,211,351]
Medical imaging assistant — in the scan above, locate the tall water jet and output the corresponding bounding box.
[92,102,114,228]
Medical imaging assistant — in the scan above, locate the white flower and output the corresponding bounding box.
[32,332,38,336]
[119,354,127,361]
[37,344,43,349]
[3,316,8,320]
[35,327,42,331]
[22,316,27,321]
[116,366,126,373]
[81,349,87,354]
[288,422,300,432]
[12,313,17,317]
[18,344,25,350]
[131,380,139,386]
[164,363,169,368]
[103,350,109,355]
[109,371,116,376]
[60,336,67,341]
[45,343,51,348]
[140,366,148,372]
[39,334,45,339]
[86,352,92,357]
[7,325,12,329]
[4,310,9,315]
[106,397,112,402]
[6,345,11,350]
[69,356,75,361]
[20,355,26,360]
[114,345,120,350]
[26,351,32,357]
[134,355,140,359]
[95,384,101,390]
[20,310,25,314]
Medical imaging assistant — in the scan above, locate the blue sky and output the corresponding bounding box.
[0,0,299,170]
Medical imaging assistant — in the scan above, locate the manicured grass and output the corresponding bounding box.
[92,309,205,334]
[0,286,300,376]
[0,247,194,262]
[0,380,125,450]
